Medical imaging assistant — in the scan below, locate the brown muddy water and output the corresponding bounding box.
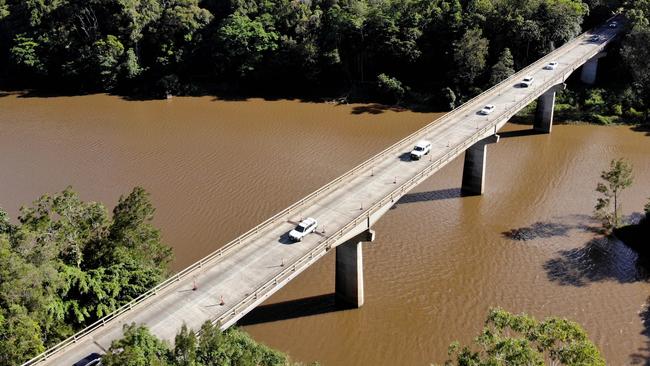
[1,93,649,365]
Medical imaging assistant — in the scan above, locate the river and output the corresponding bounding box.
[0,93,648,365]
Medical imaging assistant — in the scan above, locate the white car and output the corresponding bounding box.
[521,75,534,87]
[544,61,558,70]
[410,140,432,160]
[479,104,495,115]
[609,21,618,28]
[289,217,318,241]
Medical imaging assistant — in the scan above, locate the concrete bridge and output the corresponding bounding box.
[25,17,623,366]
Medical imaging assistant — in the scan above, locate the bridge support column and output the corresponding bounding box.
[336,229,375,308]
[534,83,566,133]
[580,52,607,85]
[461,135,500,196]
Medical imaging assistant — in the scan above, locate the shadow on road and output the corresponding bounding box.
[237,293,354,326]
[397,152,412,162]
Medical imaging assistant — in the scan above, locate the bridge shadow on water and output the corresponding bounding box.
[237,294,354,326]
[497,128,546,139]
[395,188,463,206]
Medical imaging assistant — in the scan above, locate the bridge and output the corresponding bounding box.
[25,17,622,366]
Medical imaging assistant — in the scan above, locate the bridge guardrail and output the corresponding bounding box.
[23,15,622,366]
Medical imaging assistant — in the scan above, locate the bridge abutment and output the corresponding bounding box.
[461,135,500,196]
[336,229,375,308]
[534,83,566,133]
[580,52,606,85]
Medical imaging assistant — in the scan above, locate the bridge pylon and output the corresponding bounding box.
[461,134,500,196]
[580,52,607,85]
[534,83,567,133]
[336,229,375,308]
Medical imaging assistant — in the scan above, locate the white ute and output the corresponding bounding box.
[289,217,318,242]
[410,140,432,160]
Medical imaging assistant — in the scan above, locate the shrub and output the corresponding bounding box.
[377,73,405,104]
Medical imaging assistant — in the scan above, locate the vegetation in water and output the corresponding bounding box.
[440,308,605,366]
[0,187,172,365]
[594,158,634,232]
[0,0,647,124]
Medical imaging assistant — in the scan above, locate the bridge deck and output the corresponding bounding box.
[33,20,621,366]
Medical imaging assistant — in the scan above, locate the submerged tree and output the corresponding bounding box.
[441,308,605,366]
[594,158,634,232]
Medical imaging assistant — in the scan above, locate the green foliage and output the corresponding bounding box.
[490,48,514,85]
[442,308,605,366]
[10,34,44,74]
[93,35,125,89]
[377,73,405,103]
[102,323,171,366]
[0,187,172,365]
[216,12,279,76]
[0,304,45,366]
[103,322,289,366]
[0,0,8,20]
[595,158,634,232]
[0,0,599,103]
[453,28,489,87]
[621,22,650,121]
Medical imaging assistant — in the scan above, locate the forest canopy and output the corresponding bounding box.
[0,187,172,365]
[0,0,648,118]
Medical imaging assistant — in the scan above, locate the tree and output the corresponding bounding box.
[0,0,8,20]
[535,0,587,51]
[0,305,45,365]
[489,48,515,85]
[92,35,125,90]
[595,158,634,231]
[621,25,650,121]
[377,73,405,104]
[0,187,172,365]
[173,324,197,366]
[102,323,171,366]
[441,308,605,366]
[453,28,489,88]
[102,322,289,366]
[215,12,279,77]
[10,34,44,75]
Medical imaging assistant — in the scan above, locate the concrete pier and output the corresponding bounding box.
[580,52,606,85]
[534,83,566,133]
[336,229,375,308]
[461,135,500,196]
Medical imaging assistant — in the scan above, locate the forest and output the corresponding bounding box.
[0,0,648,122]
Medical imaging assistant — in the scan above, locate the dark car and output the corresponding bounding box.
[73,353,102,366]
